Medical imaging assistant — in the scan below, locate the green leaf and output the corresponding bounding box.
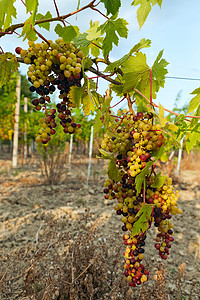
[100,0,121,15]
[82,57,93,70]
[152,50,168,86]
[123,50,168,99]
[74,22,102,48]
[93,110,103,134]
[25,0,38,13]
[131,204,153,237]
[0,53,19,87]
[55,24,79,42]
[151,173,166,188]
[35,11,52,31]
[111,82,124,97]
[108,159,121,182]
[104,38,151,73]
[166,122,178,132]
[133,0,151,29]
[0,0,17,29]
[90,37,103,57]
[100,16,129,59]
[162,128,181,148]
[159,103,167,127]
[186,125,200,153]
[98,148,114,160]
[135,161,154,194]
[135,146,165,194]
[69,86,83,108]
[21,0,39,41]
[82,92,95,116]
[21,16,37,41]
[123,52,149,92]
[188,88,200,113]
[132,0,163,29]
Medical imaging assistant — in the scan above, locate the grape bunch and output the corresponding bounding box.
[15,39,83,144]
[102,110,182,286]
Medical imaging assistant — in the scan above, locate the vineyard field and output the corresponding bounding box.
[0,156,199,299]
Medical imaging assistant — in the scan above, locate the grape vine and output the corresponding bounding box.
[0,0,200,289]
[17,39,83,144]
[101,110,182,286]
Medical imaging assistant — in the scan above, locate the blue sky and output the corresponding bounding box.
[1,0,200,112]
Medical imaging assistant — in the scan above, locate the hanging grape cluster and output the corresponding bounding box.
[102,110,182,287]
[16,39,83,144]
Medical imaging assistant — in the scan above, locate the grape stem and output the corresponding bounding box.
[126,93,135,115]
[91,7,110,20]
[32,28,50,45]
[109,96,126,108]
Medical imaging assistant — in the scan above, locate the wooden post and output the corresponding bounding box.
[176,137,184,175]
[87,126,94,185]
[68,134,73,165]
[12,74,21,167]
[24,97,28,159]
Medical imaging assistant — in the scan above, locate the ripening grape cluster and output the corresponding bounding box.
[15,38,83,144]
[102,110,182,287]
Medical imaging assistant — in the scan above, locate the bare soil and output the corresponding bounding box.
[0,156,199,299]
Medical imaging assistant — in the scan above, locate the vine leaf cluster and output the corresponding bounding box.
[0,0,199,152]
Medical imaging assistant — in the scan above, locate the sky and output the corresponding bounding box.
[1,0,200,112]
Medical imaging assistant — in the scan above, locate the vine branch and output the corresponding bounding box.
[13,56,200,120]
[0,0,97,36]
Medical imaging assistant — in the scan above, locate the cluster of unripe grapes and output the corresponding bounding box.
[15,39,83,144]
[102,111,182,286]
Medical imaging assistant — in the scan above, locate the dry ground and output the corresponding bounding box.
[0,155,199,299]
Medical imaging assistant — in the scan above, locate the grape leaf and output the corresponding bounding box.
[186,124,200,153]
[162,128,181,148]
[135,161,154,194]
[132,0,163,29]
[131,204,153,237]
[93,110,103,134]
[104,38,151,73]
[123,52,149,92]
[0,0,17,29]
[21,0,39,41]
[74,22,102,48]
[0,53,19,87]
[111,82,124,97]
[152,50,168,85]
[98,148,114,160]
[55,24,79,42]
[151,173,166,188]
[99,16,129,59]
[21,16,37,41]
[123,50,168,99]
[69,86,83,108]
[25,0,38,13]
[82,92,95,116]
[187,87,200,113]
[100,0,121,15]
[82,57,93,70]
[90,37,103,57]
[166,122,178,132]
[132,0,151,29]
[108,159,121,182]
[159,103,167,127]
[135,146,165,194]
[35,11,52,31]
